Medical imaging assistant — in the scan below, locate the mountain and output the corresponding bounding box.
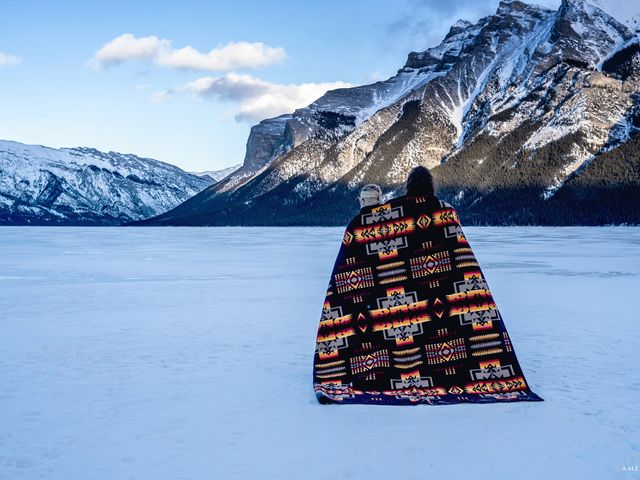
[0,140,213,225]
[191,164,241,183]
[590,0,640,32]
[140,0,640,226]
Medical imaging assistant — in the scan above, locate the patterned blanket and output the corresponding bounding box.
[313,193,543,405]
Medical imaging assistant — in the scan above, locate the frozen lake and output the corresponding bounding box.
[1,226,638,479]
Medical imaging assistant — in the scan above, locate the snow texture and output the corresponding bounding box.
[1,226,638,479]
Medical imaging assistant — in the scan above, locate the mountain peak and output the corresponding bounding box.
[142,0,640,227]
[446,19,474,38]
[497,0,528,13]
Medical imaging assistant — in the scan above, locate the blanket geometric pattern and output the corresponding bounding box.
[313,194,544,405]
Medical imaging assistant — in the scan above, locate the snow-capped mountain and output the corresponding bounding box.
[142,0,640,226]
[191,164,241,183]
[0,140,213,225]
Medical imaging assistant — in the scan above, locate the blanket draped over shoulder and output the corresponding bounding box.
[312,194,543,405]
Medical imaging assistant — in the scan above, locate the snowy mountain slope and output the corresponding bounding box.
[142,0,640,226]
[0,140,212,225]
[191,164,241,183]
[590,0,640,32]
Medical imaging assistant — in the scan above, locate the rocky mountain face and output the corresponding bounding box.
[0,140,213,225]
[141,0,640,226]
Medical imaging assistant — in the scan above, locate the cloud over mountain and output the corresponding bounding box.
[156,73,353,122]
[90,34,286,71]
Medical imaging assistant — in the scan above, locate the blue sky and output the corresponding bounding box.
[0,0,560,172]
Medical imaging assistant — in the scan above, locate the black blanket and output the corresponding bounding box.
[312,193,543,405]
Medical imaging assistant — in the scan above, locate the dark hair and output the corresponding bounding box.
[405,165,435,196]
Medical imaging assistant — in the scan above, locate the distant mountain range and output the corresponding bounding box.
[0,140,215,225]
[139,0,640,226]
[191,165,241,183]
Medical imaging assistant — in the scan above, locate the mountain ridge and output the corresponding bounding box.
[191,165,241,183]
[0,139,213,225]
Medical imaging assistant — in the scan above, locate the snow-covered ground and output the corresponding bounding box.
[0,227,638,479]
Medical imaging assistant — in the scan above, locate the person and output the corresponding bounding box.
[358,184,383,208]
[312,165,543,405]
[404,165,434,196]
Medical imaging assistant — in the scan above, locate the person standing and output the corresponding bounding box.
[312,166,543,405]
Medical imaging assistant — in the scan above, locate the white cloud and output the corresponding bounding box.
[156,42,286,71]
[150,90,172,103]
[0,52,21,67]
[90,33,286,71]
[155,72,353,122]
